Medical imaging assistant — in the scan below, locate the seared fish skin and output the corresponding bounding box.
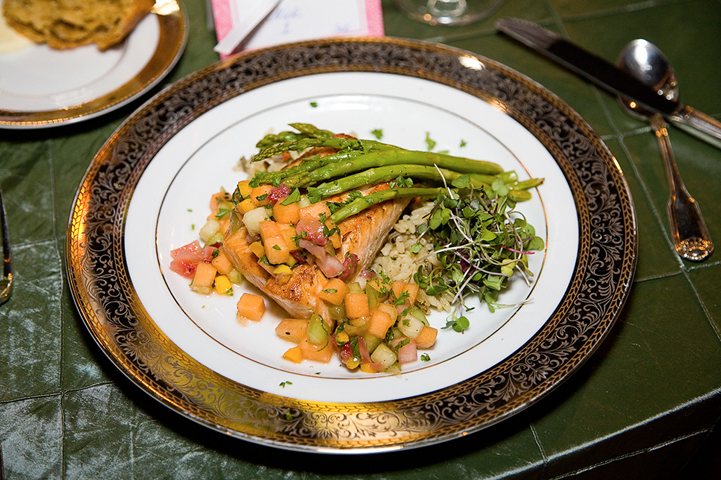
[223,183,410,319]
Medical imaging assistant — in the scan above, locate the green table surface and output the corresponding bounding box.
[2,0,721,478]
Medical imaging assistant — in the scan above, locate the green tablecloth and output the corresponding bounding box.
[2,0,721,478]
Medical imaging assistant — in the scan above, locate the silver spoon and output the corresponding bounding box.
[618,39,713,261]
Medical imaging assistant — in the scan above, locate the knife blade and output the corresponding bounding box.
[495,18,721,149]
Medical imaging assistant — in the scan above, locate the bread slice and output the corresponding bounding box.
[2,0,156,50]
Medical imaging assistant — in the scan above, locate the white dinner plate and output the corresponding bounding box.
[67,37,637,453]
[0,0,187,128]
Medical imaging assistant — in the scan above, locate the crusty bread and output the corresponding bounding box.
[2,0,155,50]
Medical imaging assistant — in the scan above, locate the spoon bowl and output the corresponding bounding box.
[618,39,678,114]
[617,39,713,262]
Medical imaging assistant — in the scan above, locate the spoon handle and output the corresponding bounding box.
[668,105,721,150]
[651,114,714,261]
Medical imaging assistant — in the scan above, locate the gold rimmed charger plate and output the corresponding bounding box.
[66,37,637,453]
[0,0,187,129]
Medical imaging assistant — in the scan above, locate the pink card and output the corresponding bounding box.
[211,0,385,58]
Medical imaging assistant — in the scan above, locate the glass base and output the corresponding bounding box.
[395,0,504,26]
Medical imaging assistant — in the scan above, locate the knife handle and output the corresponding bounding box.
[668,105,721,150]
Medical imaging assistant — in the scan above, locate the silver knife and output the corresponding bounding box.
[496,18,721,149]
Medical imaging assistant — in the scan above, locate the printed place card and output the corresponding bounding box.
[211,0,384,58]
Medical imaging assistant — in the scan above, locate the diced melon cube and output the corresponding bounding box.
[192,262,217,289]
[345,292,369,318]
[273,201,301,225]
[298,338,334,363]
[318,278,350,305]
[415,326,438,349]
[211,250,234,275]
[250,184,273,206]
[275,318,309,344]
[366,309,393,339]
[236,293,265,321]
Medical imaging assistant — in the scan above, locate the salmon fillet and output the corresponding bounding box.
[223,183,411,319]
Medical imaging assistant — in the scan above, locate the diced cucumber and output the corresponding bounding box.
[205,231,224,246]
[363,334,383,354]
[343,317,369,337]
[397,315,424,339]
[365,285,379,311]
[408,305,429,326]
[347,282,363,294]
[199,219,221,242]
[370,343,397,370]
[243,206,271,236]
[307,314,328,345]
[327,303,346,321]
[298,195,312,209]
[226,269,244,285]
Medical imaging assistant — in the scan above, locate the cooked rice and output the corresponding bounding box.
[370,201,454,312]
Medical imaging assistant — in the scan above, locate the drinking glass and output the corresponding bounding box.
[395,0,504,26]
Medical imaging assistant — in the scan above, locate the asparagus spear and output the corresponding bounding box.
[307,165,489,202]
[286,149,504,188]
[330,187,446,224]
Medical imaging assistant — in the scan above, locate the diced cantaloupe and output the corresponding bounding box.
[392,281,419,310]
[345,292,370,318]
[258,219,281,241]
[366,309,394,338]
[273,201,301,225]
[277,223,301,252]
[192,262,217,288]
[300,202,331,220]
[324,219,341,249]
[275,318,309,344]
[211,250,234,275]
[282,346,303,364]
[250,184,273,207]
[209,191,225,216]
[236,293,265,321]
[375,303,398,323]
[318,278,350,305]
[415,326,438,349]
[298,337,334,363]
[264,236,290,265]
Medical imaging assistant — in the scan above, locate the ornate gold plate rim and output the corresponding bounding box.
[0,0,187,129]
[66,37,638,453]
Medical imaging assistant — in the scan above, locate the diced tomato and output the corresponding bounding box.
[268,184,291,204]
[338,253,358,281]
[295,216,327,246]
[201,246,216,262]
[357,337,371,364]
[169,250,201,278]
[340,337,372,365]
[170,240,202,259]
[391,337,418,364]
